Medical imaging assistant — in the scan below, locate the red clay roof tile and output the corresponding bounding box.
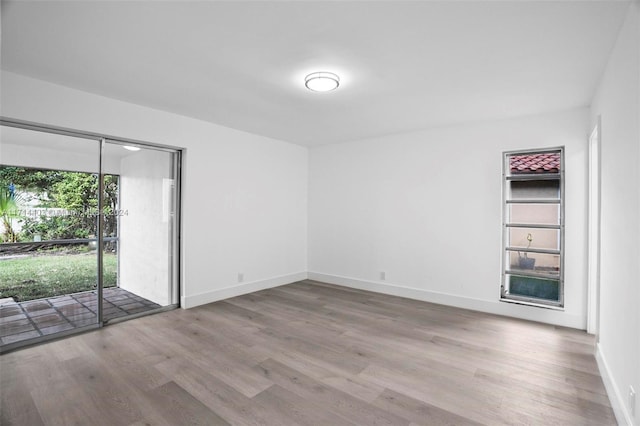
[510,152,560,174]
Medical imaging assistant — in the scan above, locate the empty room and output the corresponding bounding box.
[0,1,638,425]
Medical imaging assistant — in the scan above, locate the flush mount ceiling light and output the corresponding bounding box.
[123,145,141,151]
[305,72,340,92]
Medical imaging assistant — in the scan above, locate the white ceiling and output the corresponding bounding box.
[1,1,631,147]
[1,124,137,161]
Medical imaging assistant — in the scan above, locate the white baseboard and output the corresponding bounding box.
[182,271,308,308]
[307,271,584,329]
[596,343,635,425]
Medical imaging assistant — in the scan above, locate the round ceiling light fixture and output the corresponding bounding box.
[305,71,340,92]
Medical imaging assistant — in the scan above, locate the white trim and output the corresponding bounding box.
[596,343,634,425]
[181,271,308,308]
[587,119,602,335]
[308,272,583,329]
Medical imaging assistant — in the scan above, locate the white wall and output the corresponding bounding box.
[309,108,589,329]
[590,2,640,425]
[0,71,309,308]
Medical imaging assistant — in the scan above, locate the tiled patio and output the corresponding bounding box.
[0,288,161,347]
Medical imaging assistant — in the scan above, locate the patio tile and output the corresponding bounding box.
[21,301,51,313]
[58,304,91,316]
[103,309,124,318]
[1,330,41,344]
[103,302,122,310]
[119,302,145,311]
[0,305,22,318]
[50,298,79,307]
[49,295,73,302]
[104,294,130,302]
[0,313,27,324]
[126,306,158,315]
[129,295,150,302]
[66,311,97,323]
[26,308,57,318]
[0,319,36,337]
[31,313,68,328]
[39,322,75,335]
[73,294,98,303]
[104,311,128,321]
[60,313,93,324]
[72,318,99,327]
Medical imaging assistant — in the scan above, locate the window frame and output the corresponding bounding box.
[501,147,565,309]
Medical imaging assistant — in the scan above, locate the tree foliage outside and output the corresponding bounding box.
[0,166,65,197]
[0,166,119,242]
[0,186,23,242]
[0,166,120,301]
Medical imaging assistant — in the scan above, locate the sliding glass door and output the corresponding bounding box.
[0,125,101,347]
[0,121,180,352]
[100,141,179,322]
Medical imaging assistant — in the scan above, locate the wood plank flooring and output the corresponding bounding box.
[0,280,616,425]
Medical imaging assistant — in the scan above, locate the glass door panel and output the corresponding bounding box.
[100,141,179,322]
[0,125,100,349]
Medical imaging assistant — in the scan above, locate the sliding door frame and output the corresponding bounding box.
[100,138,182,324]
[0,117,182,351]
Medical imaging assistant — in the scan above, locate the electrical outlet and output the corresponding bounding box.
[238,273,244,283]
[630,386,636,417]
[380,271,386,281]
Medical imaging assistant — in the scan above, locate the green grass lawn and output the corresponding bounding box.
[0,253,117,302]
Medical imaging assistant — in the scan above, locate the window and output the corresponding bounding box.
[501,148,564,308]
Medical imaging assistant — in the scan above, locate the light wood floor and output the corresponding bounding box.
[0,280,616,425]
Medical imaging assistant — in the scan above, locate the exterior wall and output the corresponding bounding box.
[118,149,173,306]
[509,202,559,269]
